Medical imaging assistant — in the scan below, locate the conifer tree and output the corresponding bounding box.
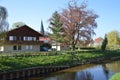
[101,34,108,51]
[48,11,64,50]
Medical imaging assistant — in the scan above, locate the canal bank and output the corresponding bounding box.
[20,60,120,80]
[1,55,120,80]
[0,50,120,80]
[0,66,69,80]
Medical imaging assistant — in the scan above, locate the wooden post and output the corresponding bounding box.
[32,69,36,75]
[2,74,6,80]
[9,73,14,80]
[16,71,19,79]
[27,70,31,77]
[0,74,3,80]
[37,69,40,74]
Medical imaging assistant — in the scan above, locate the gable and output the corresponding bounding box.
[7,25,43,37]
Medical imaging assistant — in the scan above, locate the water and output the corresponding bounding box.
[22,60,120,80]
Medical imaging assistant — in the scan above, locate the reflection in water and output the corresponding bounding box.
[43,71,93,80]
[102,64,109,80]
[23,60,120,80]
[75,71,93,80]
[44,73,76,80]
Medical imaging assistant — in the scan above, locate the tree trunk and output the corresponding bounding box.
[72,37,75,50]
[56,43,58,51]
[72,43,75,50]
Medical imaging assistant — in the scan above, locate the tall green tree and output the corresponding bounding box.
[60,1,98,50]
[11,22,25,29]
[48,11,64,50]
[101,34,108,51]
[107,30,120,49]
[0,6,8,45]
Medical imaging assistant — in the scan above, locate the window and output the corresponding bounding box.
[13,46,17,50]
[33,37,36,41]
[23,36,37,41]
[9,36,13,40]
[24,36,28,41]
[29,45,33,49]
[18,46,21,50]
[25,45,33,50]
[13,45,21,50]
[28,37,32,41]
[26,45,29,50]
[9,36,17,41]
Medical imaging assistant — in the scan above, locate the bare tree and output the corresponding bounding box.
[60,1,98,50]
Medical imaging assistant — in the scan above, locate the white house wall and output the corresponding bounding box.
[3,45,40,52]
[0,46,4,52]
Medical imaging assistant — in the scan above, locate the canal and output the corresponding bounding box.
[20,60,120,80]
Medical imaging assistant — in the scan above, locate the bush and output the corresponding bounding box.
[110,73,120,80]
[41,43,51,49]
[80,47,96,50]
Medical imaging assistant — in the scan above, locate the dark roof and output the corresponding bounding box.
[7,25,43,36]
[5,25,44,45]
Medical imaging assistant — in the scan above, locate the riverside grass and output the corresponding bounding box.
[0,50,120,72]
[110,73,120,80]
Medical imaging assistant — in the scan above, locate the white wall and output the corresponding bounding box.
[3,45,40,52]
[52,45,60,51]
[0,46,4,51]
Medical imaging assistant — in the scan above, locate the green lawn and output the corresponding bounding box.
[0,50,120,72]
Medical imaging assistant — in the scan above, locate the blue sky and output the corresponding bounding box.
[0,0,120,39]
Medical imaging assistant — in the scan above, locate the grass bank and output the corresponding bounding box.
[110,73,120,80]
[0,50,120,72]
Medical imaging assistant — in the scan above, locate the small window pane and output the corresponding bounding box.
[30,45,33,49]
[18,46,21,50]
[13,46,17,50]
[9,36,13,40]
[33,37,36,41]
[26,45,29,49]
[24,37,28,41]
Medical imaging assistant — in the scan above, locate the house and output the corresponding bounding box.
[39,37,61,51]
[39,20,62,51]
[51,40,61,51]
[93,37,103,48]
[0,25,43,52]
[39,37,50,43]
